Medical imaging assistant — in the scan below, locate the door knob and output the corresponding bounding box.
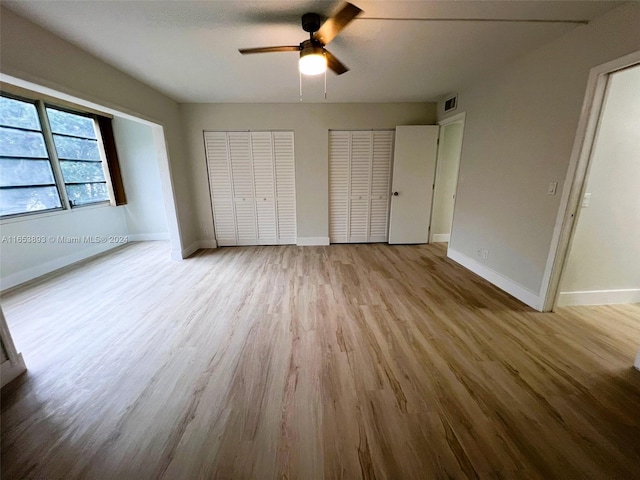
[393,192,399,196]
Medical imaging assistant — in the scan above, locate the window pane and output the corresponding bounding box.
[0,186,61,216]
[0,127,48,158]
[66,182,108,205]
[0,158,56,187]
[60,159,106,183]
[0,96,41,130]
[53,135,100,160]
[46,108,96,138]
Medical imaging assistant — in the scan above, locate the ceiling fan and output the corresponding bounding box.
[238,2,362,76]
[239,1,590,78]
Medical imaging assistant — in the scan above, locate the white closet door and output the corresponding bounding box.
[370,131,394,242]
[250,132,277,244]
[349,132,372,243]
[329,131,350,243]
[273,132,297,244]
[227,132,257,246]
[205,131,296,247]
[329,130,394,244]
[205,132,237,246]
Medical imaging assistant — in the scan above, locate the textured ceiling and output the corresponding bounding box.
[4,1,622,103]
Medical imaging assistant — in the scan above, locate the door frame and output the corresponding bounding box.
[540,50,640,311]
[431,112,466,243]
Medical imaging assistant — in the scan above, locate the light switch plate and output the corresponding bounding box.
[547,182,558,195]
[582,193,591,207]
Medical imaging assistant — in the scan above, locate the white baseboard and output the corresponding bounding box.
[432,233,450,243]
[127,232,169,241]
[175,239,219,260]
[447,248,542,311]
[198,239,218,249]
[179,240,201,259]
[557,288,640,307]
[1,353,27,388]
[297,237,330,246]
[1,242,123,291]
[634,348,640,372]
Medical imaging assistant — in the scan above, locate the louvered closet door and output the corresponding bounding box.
[205,132,237,246]
[205,131,296,247]
[369,131,394,242]
[329,131,350,243]
[349,132,372,242]
[329,130,394,243]
[227,132,257,245]
[273,132,297,244]
[250,132,277,245]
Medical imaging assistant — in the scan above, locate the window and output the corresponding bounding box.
[0,93,122,218]
[46,107,109,206]
[0,96,62,216]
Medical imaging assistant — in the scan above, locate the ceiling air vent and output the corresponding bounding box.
[444,94,458,113]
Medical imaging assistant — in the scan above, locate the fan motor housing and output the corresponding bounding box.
[301,12,322,33]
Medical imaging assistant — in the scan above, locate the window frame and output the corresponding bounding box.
[0,92,115,220]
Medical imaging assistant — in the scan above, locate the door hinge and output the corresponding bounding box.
[437,137,440,145]
[432,184,435,190]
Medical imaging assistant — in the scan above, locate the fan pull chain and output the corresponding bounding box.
[324,69,327,100]
[299,69,303,101]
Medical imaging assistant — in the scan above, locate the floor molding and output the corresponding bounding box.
[557,288,640,307]
[128,233,169,241]
[0,354,26,388]
[180,240,201,259]
[447,247,542,310]
[177,239,219,259]
[198,240,218,249]
[431,233,450,243]
[296,237,330,246]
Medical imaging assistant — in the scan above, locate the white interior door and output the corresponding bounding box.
[388,125,439,244]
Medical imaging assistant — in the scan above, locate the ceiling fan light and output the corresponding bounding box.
[299,52,327,75]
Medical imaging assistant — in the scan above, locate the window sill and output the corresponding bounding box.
[0,202,118,226]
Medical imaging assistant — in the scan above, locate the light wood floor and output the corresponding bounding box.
[1,241,640,479]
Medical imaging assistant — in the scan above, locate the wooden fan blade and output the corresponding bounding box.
[239,46,300,54]
[314,2,362,46]
[324,50,349,75]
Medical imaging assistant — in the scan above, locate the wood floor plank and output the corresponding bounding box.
[1,241,639,479]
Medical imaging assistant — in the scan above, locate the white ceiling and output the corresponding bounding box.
[4,1,622,103]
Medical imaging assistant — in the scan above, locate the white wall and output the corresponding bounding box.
[180,103,436,243]
[0,6,195,258]
[558,64,640,306]
[0,205,128,289]
[437,3,640,310]
[431,120,464,242]
[113,117,169,240]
